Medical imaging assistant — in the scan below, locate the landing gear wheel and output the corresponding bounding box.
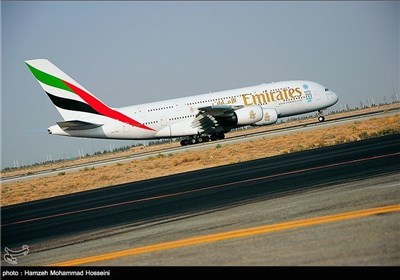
[217,133,225,140]
[210,134,218,141]
[180,139,189,146]
[318,116,325,122]
[202,136,210,142]
[196,137,203,143]
[189,138,196,145]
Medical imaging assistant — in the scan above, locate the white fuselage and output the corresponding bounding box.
[49,80,338,140]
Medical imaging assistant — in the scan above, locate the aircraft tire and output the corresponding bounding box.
[180,140,189,146]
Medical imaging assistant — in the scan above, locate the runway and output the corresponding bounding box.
[2,109,398,184]
[1,134,399,265]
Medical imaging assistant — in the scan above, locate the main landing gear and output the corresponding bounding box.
[317,110,325,122]
[180,133,225,146]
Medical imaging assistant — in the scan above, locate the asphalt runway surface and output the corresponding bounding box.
[1,134,399,265]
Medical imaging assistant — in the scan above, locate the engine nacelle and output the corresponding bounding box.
[253,108,278,126]
[234,105,263,125]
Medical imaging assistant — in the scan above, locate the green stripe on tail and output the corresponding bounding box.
[26,63,73,92]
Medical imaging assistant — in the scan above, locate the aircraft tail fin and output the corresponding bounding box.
[26,59,155,131]
[25,59,108,121]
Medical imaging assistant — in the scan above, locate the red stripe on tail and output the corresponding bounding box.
[62,80,154,131]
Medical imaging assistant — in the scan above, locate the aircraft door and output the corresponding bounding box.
[175,103,182,111]
[161,116,167,126]
[139,108,146,117]
[314,91,321,100]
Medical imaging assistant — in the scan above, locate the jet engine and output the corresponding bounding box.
[253,108,278,126]
[233,105,263,125]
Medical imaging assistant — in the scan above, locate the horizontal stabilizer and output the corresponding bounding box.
[57,120,103,131]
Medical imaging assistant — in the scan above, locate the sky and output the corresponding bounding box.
[1,1,399,169]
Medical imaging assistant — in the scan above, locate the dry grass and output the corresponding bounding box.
[1,114,399,206]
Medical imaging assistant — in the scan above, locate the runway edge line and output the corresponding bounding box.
[49,204,400,266]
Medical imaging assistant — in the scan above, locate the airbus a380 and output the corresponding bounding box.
[26,59,339,146]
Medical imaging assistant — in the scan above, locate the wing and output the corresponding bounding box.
[197,105,242,116]
[191,105,243,134]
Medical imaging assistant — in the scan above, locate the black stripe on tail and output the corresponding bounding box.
[46,92,101,115]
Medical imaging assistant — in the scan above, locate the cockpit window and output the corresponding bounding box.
[325,88,329,91]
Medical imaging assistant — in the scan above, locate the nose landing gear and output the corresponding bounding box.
[317,110,325,122]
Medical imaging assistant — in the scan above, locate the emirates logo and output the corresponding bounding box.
[249,110,256,119]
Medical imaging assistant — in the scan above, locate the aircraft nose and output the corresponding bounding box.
[332,91,339,104]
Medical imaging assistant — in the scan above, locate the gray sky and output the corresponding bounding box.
[1,1,399,168]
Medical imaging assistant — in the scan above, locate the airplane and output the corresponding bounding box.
[25,59,339,146]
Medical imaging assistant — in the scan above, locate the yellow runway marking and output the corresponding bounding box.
[49,204,400,266]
